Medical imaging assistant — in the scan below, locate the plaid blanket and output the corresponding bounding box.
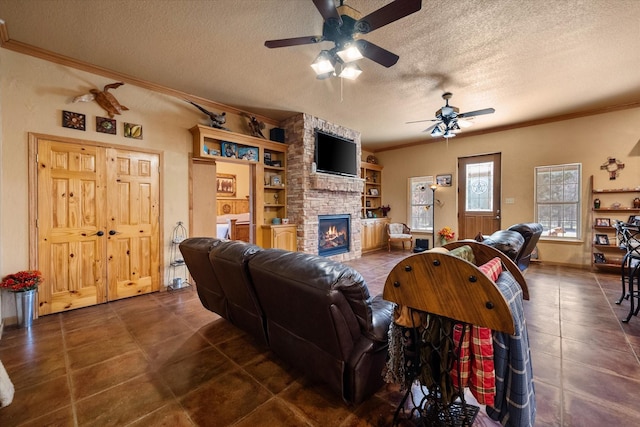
[487,270,536,427]
[450,256,501,406]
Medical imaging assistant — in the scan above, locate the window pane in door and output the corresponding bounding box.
[465,162,493,212]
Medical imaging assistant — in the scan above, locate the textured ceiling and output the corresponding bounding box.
[1,0,640,150]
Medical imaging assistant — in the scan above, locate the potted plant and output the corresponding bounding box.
[1,270,42,328]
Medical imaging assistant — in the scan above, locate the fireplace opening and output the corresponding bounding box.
[318,214,350,256]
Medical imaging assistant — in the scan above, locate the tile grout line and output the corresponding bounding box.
[60,313,80,427]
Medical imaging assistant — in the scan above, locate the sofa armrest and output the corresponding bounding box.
[368,295,394,342]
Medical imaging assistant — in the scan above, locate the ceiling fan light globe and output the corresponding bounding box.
[338,63,362,80]
[311,50,336,75]
[443,129,456,138]
[431,126,444,137]
[337,45,363,62]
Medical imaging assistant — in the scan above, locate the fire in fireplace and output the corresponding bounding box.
[318,214,350,256]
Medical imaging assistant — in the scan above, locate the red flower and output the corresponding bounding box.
[1,270,42,292]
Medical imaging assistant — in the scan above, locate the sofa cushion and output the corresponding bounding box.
[179,237,228,318]
[209,240,267,345]
[482,230,525,261]
[507,222,543,270]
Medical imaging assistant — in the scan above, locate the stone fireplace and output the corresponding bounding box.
[282,113,363,261]
[318,214,350,256]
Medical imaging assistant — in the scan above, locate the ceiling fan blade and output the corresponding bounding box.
[458,107,495,118]
[406,118,438,124]
[312,0,342,26]
[354,39,399,68]
[355,0,422,34]
[422,123,439,133]
[265,36,323,48]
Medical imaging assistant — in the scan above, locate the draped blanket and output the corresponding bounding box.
[487,270,536,427]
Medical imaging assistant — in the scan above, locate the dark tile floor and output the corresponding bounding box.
[1,250,640,426]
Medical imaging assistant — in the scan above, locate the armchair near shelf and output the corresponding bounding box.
[386,223,412,252]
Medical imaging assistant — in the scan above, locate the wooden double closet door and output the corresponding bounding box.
[35,136,160,316]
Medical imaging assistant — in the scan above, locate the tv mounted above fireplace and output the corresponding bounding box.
[314,130,358,177]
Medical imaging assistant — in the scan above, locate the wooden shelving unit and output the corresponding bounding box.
[190,125,289,246]
[360,161,389,252]
[589,175,640,270]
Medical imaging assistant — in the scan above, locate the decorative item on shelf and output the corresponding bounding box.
[270,175,282,186]
[365,200,371,207]
[381,205,391,217]
[593,253,606,264]
[366,154,378,164]
[369,188,379,196]
[271,160,282,167]
[273,193,279,204]
[242,113,266,138]
[221,142,238,158]
[1,270,42,328]
[73,82,129,118]
[594,198,601,209]
[438,226,456,246]
[124,122,143,139]
[611,202,622,209]
[62,110,86,131]
[238,146,258,161]
[595,218,611,227]
[600,157,625,180]
[272,217,281,224]
[185,99,229,130]
[282,218,290,224]
[595,234,610,245]
[634,197,640,208]
[372,172,378,183]
[264,152,272,165]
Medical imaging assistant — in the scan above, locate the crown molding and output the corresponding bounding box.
[0,20,280,127]
[373,100,640,153]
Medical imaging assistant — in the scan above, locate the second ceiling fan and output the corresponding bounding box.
[265,0,422,79]
[407,92,496,138]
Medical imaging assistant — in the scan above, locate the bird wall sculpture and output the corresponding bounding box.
[185,100,229,131]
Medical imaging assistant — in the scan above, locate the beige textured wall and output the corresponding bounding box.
[377,108,640,267]
[0,49,260,320]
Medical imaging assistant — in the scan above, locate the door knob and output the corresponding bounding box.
[96,231,104,237]
[109,230,119,235]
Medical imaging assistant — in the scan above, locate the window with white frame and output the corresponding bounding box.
[408,176,434,232]
[535,163,581,239]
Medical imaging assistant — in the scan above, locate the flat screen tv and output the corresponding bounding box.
[314,130,358,177]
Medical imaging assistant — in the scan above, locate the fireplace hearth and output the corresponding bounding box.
[318,214,350,256]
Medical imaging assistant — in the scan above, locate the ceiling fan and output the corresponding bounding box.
[264,0,422,79]
[407,92,496,138]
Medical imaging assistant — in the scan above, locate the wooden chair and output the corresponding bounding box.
[386,222,413,251]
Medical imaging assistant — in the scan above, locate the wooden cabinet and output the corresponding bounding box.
[362,218,389,252]
[589,175,640,270]
[261,224,297,251]
[361,162,384,219]
[190,125,288,244]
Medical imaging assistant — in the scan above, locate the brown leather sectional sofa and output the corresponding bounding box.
[479,222,543,270]
[179,237,394,404]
